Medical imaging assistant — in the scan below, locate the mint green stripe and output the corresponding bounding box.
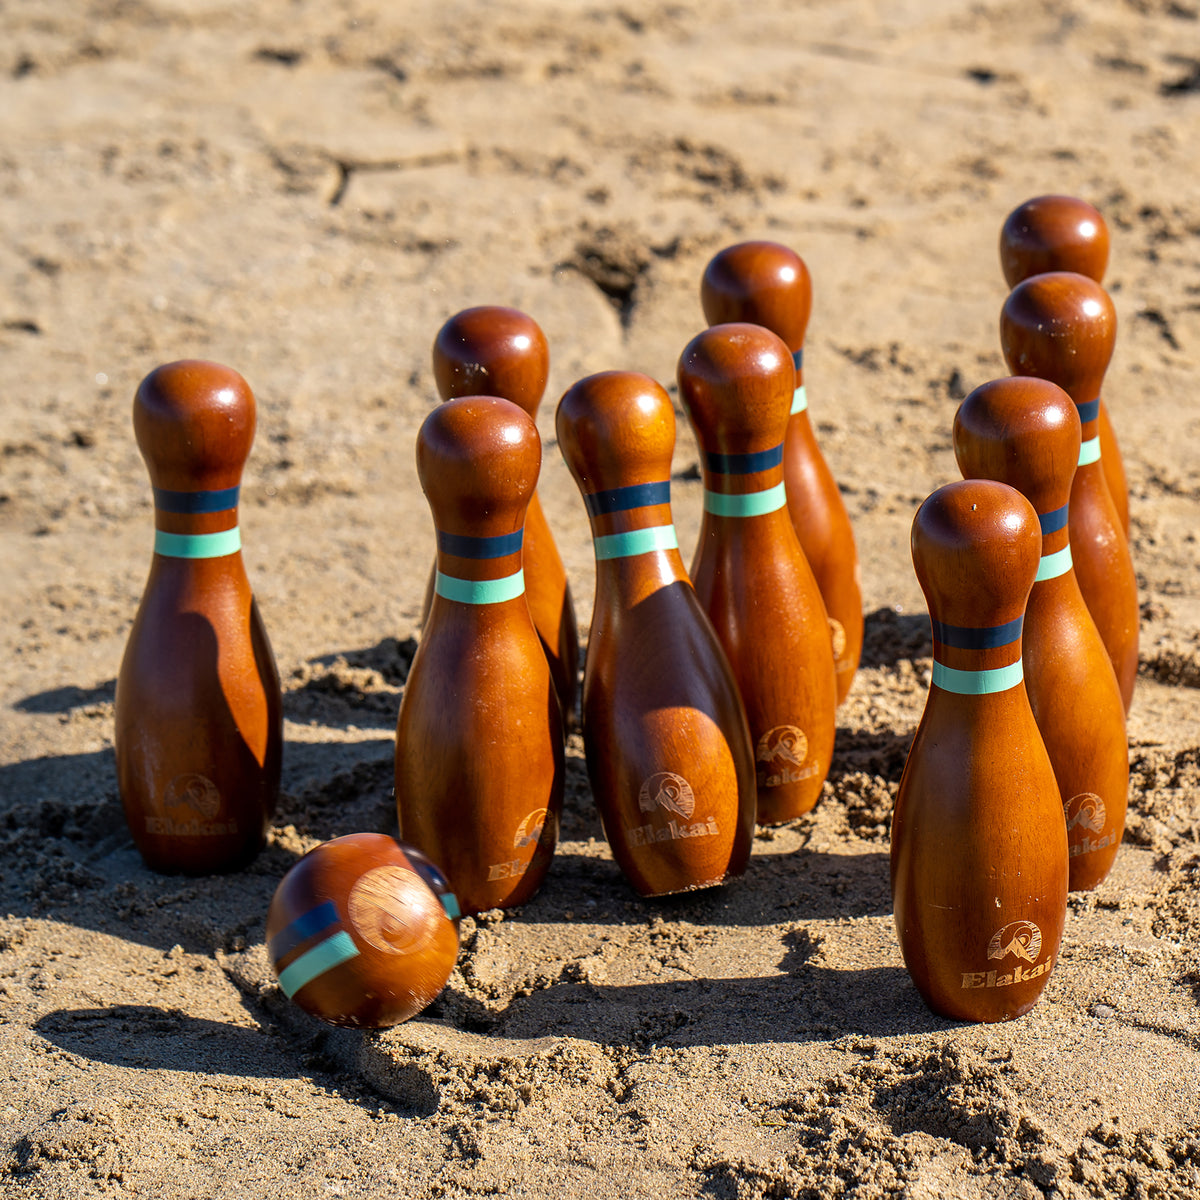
[704,481,787,517]
[791,385,808,414]
[277,930,360,998]
[1035,544,1073,582]
[435,569,525,605]
[1078,436,1101,466]
[154,527,241,558]
[932,659,1024,695]
[594,524,678,561]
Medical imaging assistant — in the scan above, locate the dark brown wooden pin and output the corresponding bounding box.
[115,360,283,875]
[1000,195,1129,534]
[556,371,756,896]
[954,377,1129,891]
[395,396,564,916]
[891,479,1067,1022]
[266,833,460,1029]
[1001,271,1139,713]
[426,306,579,726]
[678,323,837,823]
[700,241,863,705]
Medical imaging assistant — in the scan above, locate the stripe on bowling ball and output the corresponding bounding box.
[154,527,241,558]
[931,615,1023,650]
[268,899,340,963]
[593,523,678,560]
[435,568,525,605]
[270,899,362,999]
[584,481,670,517]
[705,443,784,475]
[153,486,240,514]
[704,481,787,518]
[437,529,523,559]
[932,658,1024,695]
[1076,398,1100,424]
[276,931,361,999]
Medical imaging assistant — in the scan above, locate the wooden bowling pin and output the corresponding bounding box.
[267,833,460,1029]
[891,479,1067,1022]
[1000,195,1129,533]
[395,396,564,916]
[954,377,1128,891]
[115,360,282,875]
[556,371,756,896]
[1001,272,1139,713]
[425,307,579,725]
[677,323,837,823]
[700,241,863,705]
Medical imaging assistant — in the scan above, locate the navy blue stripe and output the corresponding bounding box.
[438,529,523,559]
[1039,504,1069,535]
[154,486,240,514]
[268,899,340,964]
[1076,398,1100,424]
[791,348,803,371]
[931,615,1023,649]
[584,481,670,516]
[705,444,784,475]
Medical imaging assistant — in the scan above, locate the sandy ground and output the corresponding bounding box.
[3,0,1200,1196]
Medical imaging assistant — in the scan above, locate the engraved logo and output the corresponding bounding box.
[163,773,221,818]
[829,617,847,660]
[638,772,695,819]
[513,807,556,851]
[347,866,436,955]
[1065,792,1106,834]
[987,920,1043,964]
[756,725,808,768]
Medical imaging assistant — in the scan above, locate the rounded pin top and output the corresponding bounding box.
[1000,272,1116,407]
[416,395,540,540]
[953,377,1082,517]
[911,479,1041,632]
[432,307,550,418]
[133,360,256,493]
[700,242,812,353]
[556,371,676,496]
[678,323,795,455]
[1000,195,1109,288]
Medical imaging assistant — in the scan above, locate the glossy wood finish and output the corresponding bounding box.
[1001,272,1139,713]
[395,396,564,916]
[678,323,837,823]
[1000,195,1128,533]
[428,306,579,725]
[891,479,1067,1021]
[954,377,1128,891]
[266,833,460,1029]
[115,360,282,875]
[556,371,756,896]
[700,241,862,705]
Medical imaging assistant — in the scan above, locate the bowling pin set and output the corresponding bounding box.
[113,195,1134,1028]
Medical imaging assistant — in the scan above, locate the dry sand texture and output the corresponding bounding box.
[3,0,1200,1196]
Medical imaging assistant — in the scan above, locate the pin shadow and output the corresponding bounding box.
[13,679,116,714]
[459,929,945,1048]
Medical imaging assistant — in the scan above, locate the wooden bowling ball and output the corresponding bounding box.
[266,833,460,1029]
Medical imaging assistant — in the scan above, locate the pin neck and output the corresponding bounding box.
[153,485,240,513]
[155,527,242,559]
[929,616,1024,695]
[436,529,523,559]
[434,568,526,604]
[584,481,670,516]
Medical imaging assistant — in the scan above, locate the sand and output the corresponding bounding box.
[2,0,1200,1195]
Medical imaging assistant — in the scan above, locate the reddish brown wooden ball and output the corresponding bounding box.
[266,833,460,1029]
